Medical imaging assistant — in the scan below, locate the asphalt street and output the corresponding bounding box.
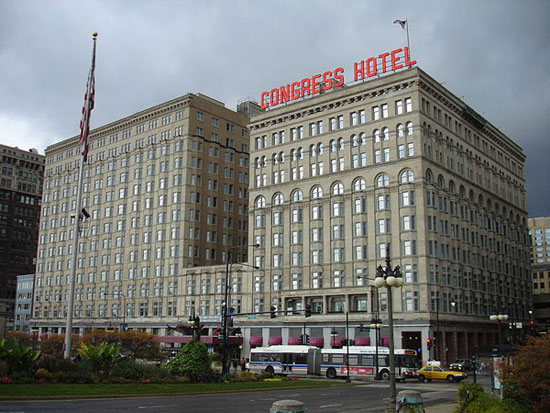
[0,381,459,413]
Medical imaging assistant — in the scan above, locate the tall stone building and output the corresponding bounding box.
[0,144,44,335]
[31,93,252,336]
[528,217,550,326]
[244,66,531,364]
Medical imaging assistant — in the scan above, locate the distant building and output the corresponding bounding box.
[0,145,44,335]
[15,274,34,333]
[244,66,531,364]
[31,93,256,336]
[528,217,550,325]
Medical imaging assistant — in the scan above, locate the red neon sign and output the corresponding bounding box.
[260,47,416,110]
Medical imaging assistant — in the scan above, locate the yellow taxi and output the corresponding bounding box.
[417,365,467,383]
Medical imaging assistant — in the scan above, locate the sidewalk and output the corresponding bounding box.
[424,401,457,412]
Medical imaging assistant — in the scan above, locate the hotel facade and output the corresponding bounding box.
[528,216,550,326]
[31,93,253,340]
[243,66,531,364]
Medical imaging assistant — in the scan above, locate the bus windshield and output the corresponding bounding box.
[397,354,417,368]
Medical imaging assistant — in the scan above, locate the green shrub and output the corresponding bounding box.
[110,360,170,381]
[35,368,52,381]
[227,371,258,382]
[456,392,528,413]
[0,337,40,376]
[77,342,120,377]
[163,340,215,383]
[52,371,70,383]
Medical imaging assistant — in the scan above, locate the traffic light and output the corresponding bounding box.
[305,305,312,318]
[270,306,277,319]
[426,338,432,350]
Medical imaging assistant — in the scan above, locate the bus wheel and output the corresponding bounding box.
[380,370,390,381]
[265,366,274,375]
[326,368,337,379]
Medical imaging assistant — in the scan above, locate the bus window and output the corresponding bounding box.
[360,355,374,366]
[295,353,307,364]
[348,355,359,366]
[332,354,344,364]
[379,355,389,367]
[322,354,330,363]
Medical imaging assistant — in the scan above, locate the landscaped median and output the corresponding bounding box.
[0,379,344,400]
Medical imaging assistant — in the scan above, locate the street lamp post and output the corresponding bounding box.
[370,285,383,380]
[222,244,259,375]
[345,311,350,383]
[370,316,383,380]
[374,252,404,412]
[435,297,440,361]
[489,310,509,344]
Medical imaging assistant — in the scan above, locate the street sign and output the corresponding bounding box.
[247,314,257,320]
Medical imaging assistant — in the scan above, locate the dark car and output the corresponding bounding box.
[449,359,472,371]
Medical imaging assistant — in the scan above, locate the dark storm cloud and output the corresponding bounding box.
[0,0,548,216]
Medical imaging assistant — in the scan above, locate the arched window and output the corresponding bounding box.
[400,169,414,183]
[273,193,284,206]
[272,153,278,165]
[279,151,285,163]
[376,174,389,187]
[298,147,303,159]
[309,144,317,157]
[290,149,297,161]
[382,127,389,140]
[373,129,380,142]
[351,135,359,147]
[330,139,337,152]
[317,143,324,155]
[311,185,323,199]
[359,133,367,145]
[459,185,465,198]
[353,178,366,191]
[338,138,344,150]
[396,123,404,138]
[449,180,455,195]
[291,189,303,202]
[254,157,260,169]
[406,122,413,136]
[255,196,266,208]
[425,169,433,184]
[261,156,267,167]
[332,182,344,195]
[437,175,445,189]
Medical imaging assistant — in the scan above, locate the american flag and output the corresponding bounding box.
[80,33,97,162]
[393,19,406,29]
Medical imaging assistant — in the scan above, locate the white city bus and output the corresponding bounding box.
[249,345,321,375]
[321,346,418,381]
[249,345,418,380]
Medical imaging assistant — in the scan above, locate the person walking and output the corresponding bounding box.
[232,359,238,373]
[240,358,246,372]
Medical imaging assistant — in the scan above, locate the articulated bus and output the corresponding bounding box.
[249,345,418,380]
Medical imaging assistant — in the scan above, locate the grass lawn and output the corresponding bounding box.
[0,380,344,399]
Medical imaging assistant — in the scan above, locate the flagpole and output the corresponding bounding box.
[406,19,411,59]
[64,32,98,359]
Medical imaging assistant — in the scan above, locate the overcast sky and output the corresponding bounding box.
[0,0,548,217]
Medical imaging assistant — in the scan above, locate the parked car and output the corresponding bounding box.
[449,359,473,371]
[417,365,467,383]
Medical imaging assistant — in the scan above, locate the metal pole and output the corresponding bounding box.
[435,297,439,361]
[222,253,230,375]
[346,311,350,383]
[387,284,397,411]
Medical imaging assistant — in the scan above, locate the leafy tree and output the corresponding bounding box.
[4,332,37,348]
[40,334,80,358]
[77,342,120,377]
[0,337,40,376]
[118,331,161,360]
[500,335,550,413]
[81,329,120,347]
[163,340,215,382]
